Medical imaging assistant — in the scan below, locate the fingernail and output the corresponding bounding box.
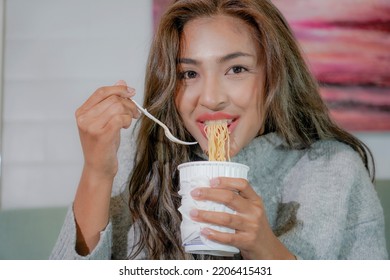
[190,189,201,198]
[210,178,220,187]
[124,89,136,99]
[190,209,199,217]
[127,87,135,93]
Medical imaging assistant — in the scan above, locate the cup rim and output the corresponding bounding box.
[178,161,249,171]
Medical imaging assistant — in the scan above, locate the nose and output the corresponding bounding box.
[199,76,229,111]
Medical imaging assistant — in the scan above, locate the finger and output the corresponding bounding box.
[81,114,133,144]
[104,114,133,131]
[80,94,140,123]
[86,99,138,132]
[191,188,244,212]
[210,177,258,200]
[200,227,241,247]
[115,80,127,86]
[77,84,135,115]
[190,209,245,231]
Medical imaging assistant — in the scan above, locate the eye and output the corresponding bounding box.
[226,66,248,75]
[179,70,198,80]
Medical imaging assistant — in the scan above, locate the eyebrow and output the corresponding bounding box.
[178,52,254,65]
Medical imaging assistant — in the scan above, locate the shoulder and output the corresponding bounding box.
[282,138,371,203]
[304,138,367,177]
[310,138,357,157]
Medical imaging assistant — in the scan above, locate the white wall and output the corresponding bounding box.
[354,133,390,179]
[1,0,152,209]
[0,0,388,210]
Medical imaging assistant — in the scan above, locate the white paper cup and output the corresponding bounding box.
[178,161,249,257]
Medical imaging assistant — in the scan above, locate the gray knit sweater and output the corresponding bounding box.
[50,132,388,259]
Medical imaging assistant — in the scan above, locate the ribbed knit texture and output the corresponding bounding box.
[50,133,388,259]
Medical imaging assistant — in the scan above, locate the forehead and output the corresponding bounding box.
[180,15,260,59]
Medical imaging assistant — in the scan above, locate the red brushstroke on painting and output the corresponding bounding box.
[295,20,390,33]
[273,0,390,131]
[153,0,390,131]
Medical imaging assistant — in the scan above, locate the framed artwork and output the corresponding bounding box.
[153,0,390,131]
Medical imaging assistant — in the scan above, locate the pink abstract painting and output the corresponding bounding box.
[153,0,390,131]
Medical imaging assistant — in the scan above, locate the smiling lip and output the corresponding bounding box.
[196,112,239,137]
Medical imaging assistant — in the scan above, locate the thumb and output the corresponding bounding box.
[115,80,127,86]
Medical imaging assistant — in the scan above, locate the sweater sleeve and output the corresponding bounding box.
[278,141,388,260]
[338,161,388,259]
[50,126,137,260]
[49,206,113,260]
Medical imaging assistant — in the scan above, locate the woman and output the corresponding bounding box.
[51,0,388,259]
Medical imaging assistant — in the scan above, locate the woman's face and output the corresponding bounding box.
[175,15,266,157]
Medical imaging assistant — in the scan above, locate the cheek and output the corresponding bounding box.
[233,80,266,140]
[174,89,199,137]
[231,80,264,111]
[175,87,197,116]
[174,90,188,119]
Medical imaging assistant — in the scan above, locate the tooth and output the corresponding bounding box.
[204,119,233,125]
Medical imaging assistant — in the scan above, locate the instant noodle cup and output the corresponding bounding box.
[178,161,250,257]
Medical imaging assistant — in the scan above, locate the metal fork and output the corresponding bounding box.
[131,99,198,145]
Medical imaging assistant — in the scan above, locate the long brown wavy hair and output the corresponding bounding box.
[128,0,375,260]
